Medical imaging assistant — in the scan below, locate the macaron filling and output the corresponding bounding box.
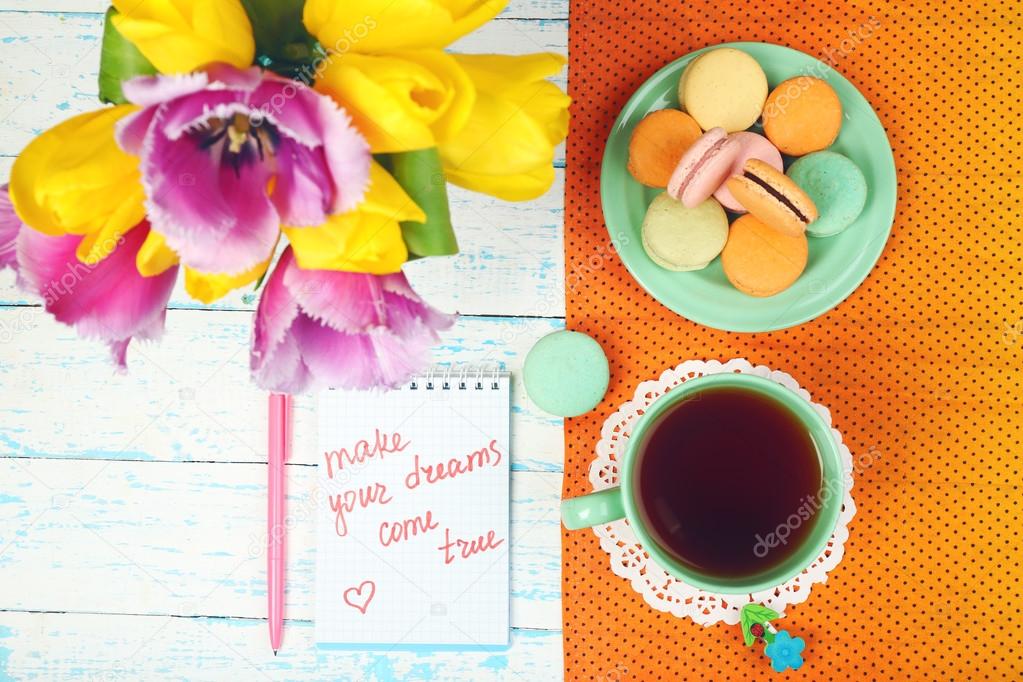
[673,136,728,197]
[742,170,810,224]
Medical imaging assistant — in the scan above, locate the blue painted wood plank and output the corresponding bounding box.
[0,612,562,680]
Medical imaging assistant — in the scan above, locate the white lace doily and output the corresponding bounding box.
[589,358,856,626]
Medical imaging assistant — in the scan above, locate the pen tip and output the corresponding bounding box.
[273,650,278,656]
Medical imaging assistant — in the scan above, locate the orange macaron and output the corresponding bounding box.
[762,77,843,156]
[725,159,818,237]
[721,214,808,297]
[627,109,703,187]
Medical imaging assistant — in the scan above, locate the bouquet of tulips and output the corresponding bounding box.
[0,0,569,393]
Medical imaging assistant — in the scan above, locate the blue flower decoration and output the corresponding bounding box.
[764,630,805,672]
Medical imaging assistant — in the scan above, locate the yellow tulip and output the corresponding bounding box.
[303,0,508,53]
[9,106,147,263]
[283,162,423,273]
[111,0,255,74]
[135,229,180,277]
[185,256,273,304]
[134,228,269,300]
[315,51,474,153]
[438,53,570,201]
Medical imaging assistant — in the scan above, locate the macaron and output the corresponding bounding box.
[641,192,728,271]
[762,77,843,156]
[679,48,768,132]
[786,151,867,237]
[523,330,610,418]
[667,127,742,208]
[725,159,819,237]
[627,109,703,188]
[721,214,808,297]
[712,132,783,212]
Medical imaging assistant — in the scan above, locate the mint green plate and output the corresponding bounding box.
[601,42,897,332]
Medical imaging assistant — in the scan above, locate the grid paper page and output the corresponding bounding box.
[315,373,510,648]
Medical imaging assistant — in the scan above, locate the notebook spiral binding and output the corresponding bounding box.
[409,366,504,391]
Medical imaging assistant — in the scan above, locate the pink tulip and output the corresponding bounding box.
[0,185,178,367]
[0,185,18,271]
[116,63,370,275]
[251,248,455,393]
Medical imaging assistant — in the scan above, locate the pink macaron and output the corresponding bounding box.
[667,127,742,208]
[713,132,783,212]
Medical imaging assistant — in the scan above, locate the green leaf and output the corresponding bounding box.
[740,624,755,648]
[98,7,157,105]
[239,0,321,80]
[739,604,780,647]
[383,149,459,258]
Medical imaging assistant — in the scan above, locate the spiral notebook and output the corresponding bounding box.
[315,369,511,649]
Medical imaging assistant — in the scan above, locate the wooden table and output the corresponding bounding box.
[0,1,568,678]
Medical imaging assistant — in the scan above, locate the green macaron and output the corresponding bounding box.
[786,151,867,237]
[523,330,609,418]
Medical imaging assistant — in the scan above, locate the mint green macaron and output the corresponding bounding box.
[523,331,610,418]
[786,151,867,237]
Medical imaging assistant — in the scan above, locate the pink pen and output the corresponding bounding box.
[268,393,291,655]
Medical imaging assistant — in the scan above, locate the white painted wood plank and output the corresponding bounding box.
[0,308,565,471]
[0,170,566,318]
[405,171,565,318]
[0,611,562,681]
[0,459,563,630]
[0,13,567,161]
[0,0,568,19]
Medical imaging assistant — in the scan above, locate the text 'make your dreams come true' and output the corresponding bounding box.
[323,430,505,565]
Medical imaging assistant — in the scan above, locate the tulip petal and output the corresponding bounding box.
[10,107,146,240]
[453,53,567,89]
[16,221,177,366]
[358,161,427,222]
[445,163,554,201]
[268,139,333,227]
[284,162,419,273]
[380,283,456,337]
[291,317,428,390]
[314,50,474,153]
[140,107,279,274]
[0,185,22,270]
[282,264,387,333]
[439,89,552,174]
[135,229,180,276]
[437,53,569,201]
[119,65,370,275]
[253,79,371,219]
[250,247,453,393]
[120,70,209,109]
[250,249,309,393]
[285,212,408,274]
[303,0,508,53]
[184,252,272,304]
[111,0,255,74]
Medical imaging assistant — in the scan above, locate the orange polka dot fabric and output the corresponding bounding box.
[563,1,1022,679]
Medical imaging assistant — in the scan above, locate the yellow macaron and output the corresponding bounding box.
[679,48,768,132]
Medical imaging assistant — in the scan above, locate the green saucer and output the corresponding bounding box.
[601,42,897,332]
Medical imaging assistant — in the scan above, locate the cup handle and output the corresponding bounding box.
[561,487,626,530]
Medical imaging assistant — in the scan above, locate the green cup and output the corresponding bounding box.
[562,373,845,594]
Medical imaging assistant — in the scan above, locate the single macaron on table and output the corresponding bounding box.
[523,331,610,418]
[605,42,897,332]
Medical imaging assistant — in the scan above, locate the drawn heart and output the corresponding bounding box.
[343,580,376,614]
